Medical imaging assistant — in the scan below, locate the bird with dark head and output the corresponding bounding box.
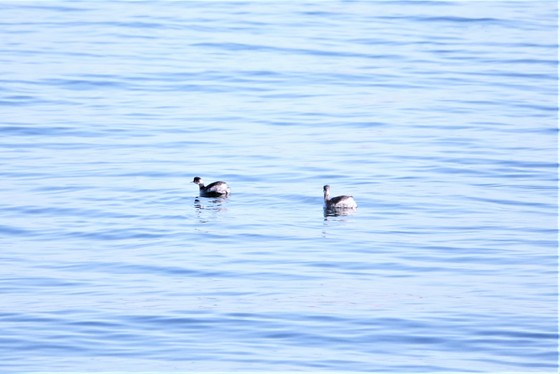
[192,176,230,197]
[323,185,357,209]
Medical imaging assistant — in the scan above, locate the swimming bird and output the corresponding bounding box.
[192,176,230,197]
[323,185,357,209]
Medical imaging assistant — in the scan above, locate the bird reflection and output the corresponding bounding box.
[322,207,356,237]
[194,197,228,210]
[323,206,357,219]
[194,197,228,223]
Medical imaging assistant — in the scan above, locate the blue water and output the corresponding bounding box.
[0,1,557,372]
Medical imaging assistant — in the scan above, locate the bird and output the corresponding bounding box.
[192,176,230,197]
[323,185,357,209]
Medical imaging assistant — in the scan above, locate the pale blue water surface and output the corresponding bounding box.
[0,1,557,372]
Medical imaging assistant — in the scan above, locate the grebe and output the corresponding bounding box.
[323,185,357,209]
[192,177,230,197]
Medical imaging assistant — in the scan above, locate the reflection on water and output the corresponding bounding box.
[194,197,228,210]
[322,207,357,238]
[194,197,228,223]
[323,206,357,219]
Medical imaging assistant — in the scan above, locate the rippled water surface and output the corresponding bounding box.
[0,1,557,372]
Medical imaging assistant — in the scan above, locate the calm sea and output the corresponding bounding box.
[0,1,557,372]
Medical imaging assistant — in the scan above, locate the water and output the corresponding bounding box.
[0,1,557,372]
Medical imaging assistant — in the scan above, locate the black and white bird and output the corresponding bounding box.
[323,185,357,210]
[192,177,230,197]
